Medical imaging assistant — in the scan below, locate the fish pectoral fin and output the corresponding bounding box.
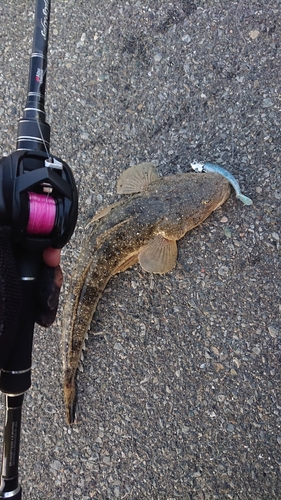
[138,235,178,274]
[113,253,139,274]
[117,162,159,194]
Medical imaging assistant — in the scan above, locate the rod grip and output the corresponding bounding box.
[0,251,41,395]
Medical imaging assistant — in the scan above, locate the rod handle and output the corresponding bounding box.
[0,250,40,395]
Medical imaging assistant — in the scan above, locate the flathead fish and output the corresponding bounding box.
[62,162,230,423]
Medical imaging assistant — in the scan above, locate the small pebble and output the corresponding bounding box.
[224,227,232,238]
[249,29,260,40]
[182,426,189,434]
[154,53,162,62]
[114,487,120,497]
[114,342,123,351]
[85,195,92,205]
[268,326,278,338]
[50,460,62,472]
[218,265,229,276]
[214,363,224,372]
[102,455,111,465]
[191,471,201,478]
[232,358,241,369]
[262,98,274,108]
[211,346,220,356]
[182,34,191,43]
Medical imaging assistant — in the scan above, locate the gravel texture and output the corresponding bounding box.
[0,1,280,499]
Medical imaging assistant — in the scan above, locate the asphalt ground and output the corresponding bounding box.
[0,1,280,499]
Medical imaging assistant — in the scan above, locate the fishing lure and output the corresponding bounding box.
[191,162,253,206]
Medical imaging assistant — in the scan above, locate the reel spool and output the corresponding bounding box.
[0,150,78,251]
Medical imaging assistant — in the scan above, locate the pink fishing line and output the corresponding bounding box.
[27,192,56,235]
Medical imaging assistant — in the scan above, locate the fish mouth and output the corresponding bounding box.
[207,179,231,211]
[218,183,231,207]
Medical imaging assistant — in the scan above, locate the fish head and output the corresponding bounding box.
[155,172,230,240]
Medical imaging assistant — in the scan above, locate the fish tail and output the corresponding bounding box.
[236,193,253,206]
[64,368,77,424]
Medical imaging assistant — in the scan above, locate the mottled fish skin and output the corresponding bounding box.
[62,171,230,423]
[191,162,253,206]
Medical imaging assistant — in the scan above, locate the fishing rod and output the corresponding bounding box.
[0,1,78,498]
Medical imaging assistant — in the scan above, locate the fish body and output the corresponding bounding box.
[62,164,230,423]
[191,162,253,206]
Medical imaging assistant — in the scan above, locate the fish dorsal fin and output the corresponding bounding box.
[138,235,178,274]
[86,201,122,228]
[117,162,159,194]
